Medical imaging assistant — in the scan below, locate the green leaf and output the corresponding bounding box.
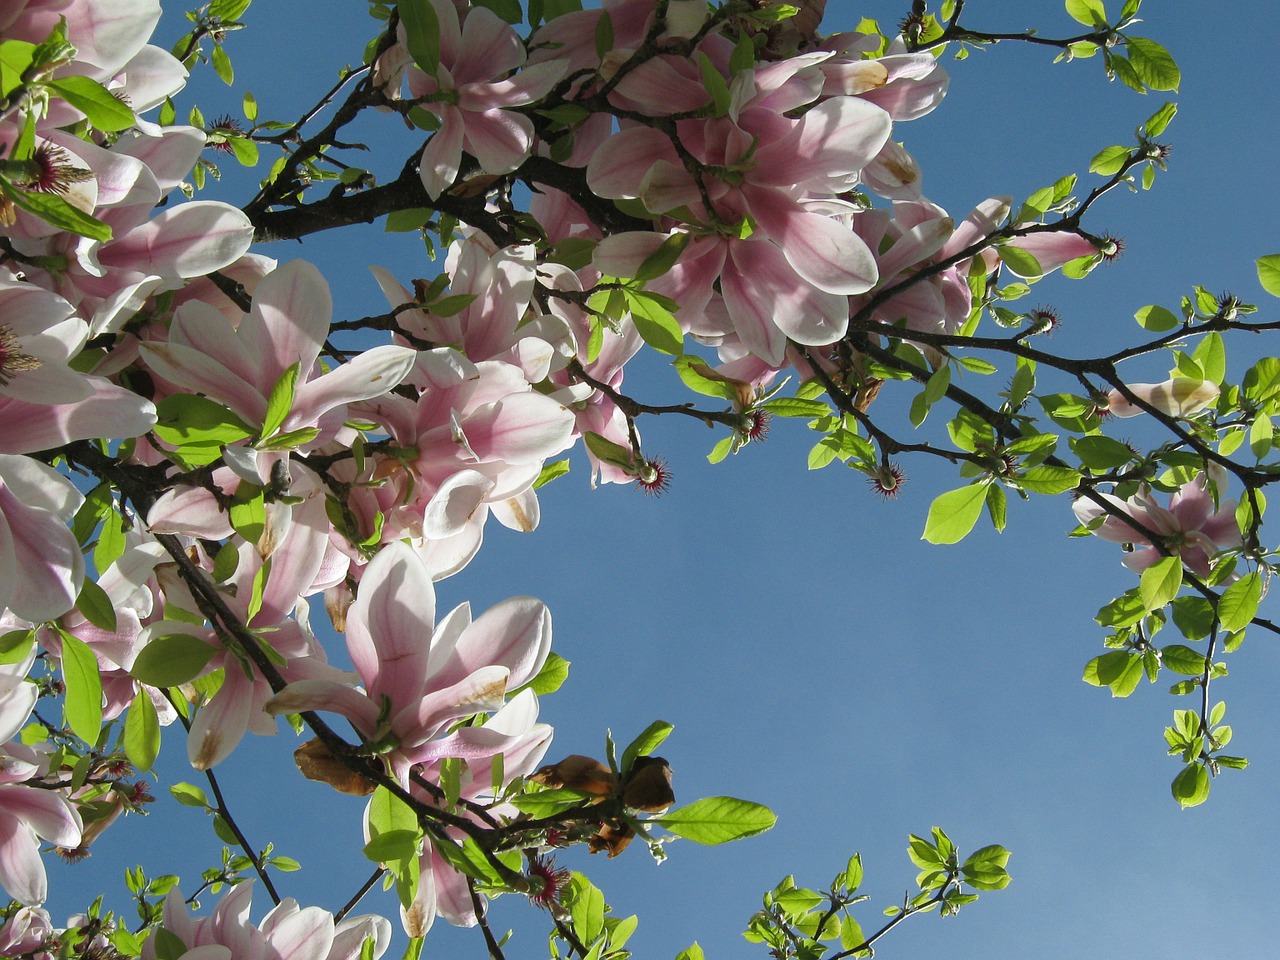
[907,834,943,869]
[209,0,253,18]
[1089,145,1130,176]
[657,796,777,844]
[1107,52,1145,92]
[229,486,266,546]
[385,207,433,232]
[94,508,127,574]
[1017,465,1081,494]
[473,0,522,20]
[985,482,1007,533]
[1250,413,1273,459]
[368,785,420,842]
[124,688,161,771]
[508,788,591,817]
[242,90,258,121]
[534,459,570,490]
[1256,254,1280,297]
[0,39,36,99]
[153,394,254,448]
[1192,331,1226,384]
[1143,101,1177,137]
[1218,572,1261,632]
[2,181,111,240]
[619,720,673,776]
[0,629,35,665]
[210,42,234,84]
[46,76,136,131]
[398,0,441,75]
[60,630,103,744]
[1171,763,1209,808]
[626,291,683,355]
[1140,555,1183,611]
[1243,357,1280,406]
[583,431,635,470]
[1125,36,1180,91]
[227,134,258,166]
[1082,650,1144,697]
[961,843,1012,890]
[261,361,299,440]
[1064,0,1108,27]
[697,52,729,115]
[955,356,998,375]
[131,633,217,687]
[922,485,988,545]
[170,782,210,807]
[76,577,117,633]
[1170,596,1214,641]
[1071,435,1135,470]
[997,243,1043,278]
[521,651,570,695]
[564,873,606,946]
[761,397,831,418]
[1160,644,1207,676]
[1134,303,1179,331]
[363,830,421,863]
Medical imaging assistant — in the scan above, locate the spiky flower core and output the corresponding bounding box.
[208,115,246,153]
[26,143,93,195]
[634,457,671,496]
[742,409,771,442]
[0,325,42,385]
[526,855,570,910]
[1100,233,1125,262]
[1026,305,1061,336]
[867,461,906,499]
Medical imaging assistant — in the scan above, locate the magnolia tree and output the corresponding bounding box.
[0,0,1276,957]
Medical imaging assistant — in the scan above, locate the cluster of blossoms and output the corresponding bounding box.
[0,0,1248,948]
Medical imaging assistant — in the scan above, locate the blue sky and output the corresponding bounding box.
[47,2,1280,958]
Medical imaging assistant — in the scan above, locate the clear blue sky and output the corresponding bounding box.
[49,3,1280,958]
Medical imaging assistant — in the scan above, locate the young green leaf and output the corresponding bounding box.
[1256,254,1280,297]
[1217,572,1261,632]
[1139,555,1182,611]
[657,796,777,845]
[619,720,674,776]
[130,633,218,687]
[261,361,300,441]
[46,76,137,131]
[59,629,103,744]
[1125,36,1180,91]
[922,484,988,544]
[124,688,161,771]
[1170,763,1210,808]
[398,0,441,75]
[1064,0,1108,27]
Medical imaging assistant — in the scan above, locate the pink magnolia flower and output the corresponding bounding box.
[2,0,162,81]
[388,688,553,935]
[142,882,391,960]
[0,454,84,623]
[379,0,565,198]
[819,34,950,120]
[0,650,82,906]
[1072,471,1241,577]
[1106,378,1220,419]
[0,280,156,454]
[165,474,350,771]
[265,540,552,786]
[140,260,417,445]
[0,904,56,960]
[349,349,575,576]
[586,50,892,364]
